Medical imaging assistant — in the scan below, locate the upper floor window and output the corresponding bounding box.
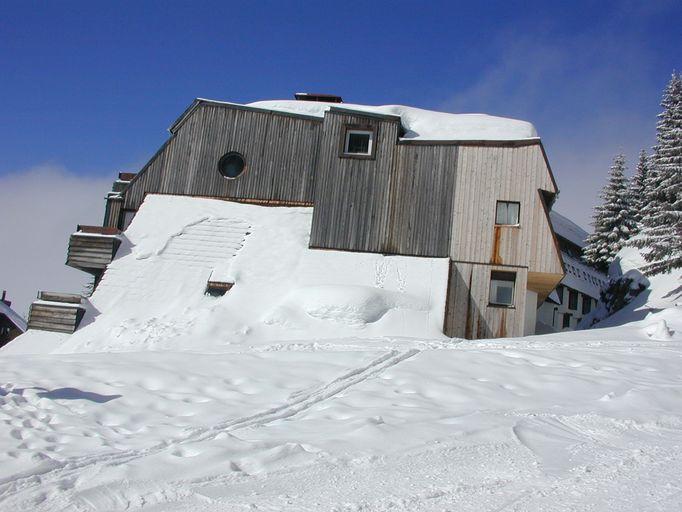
[581,294,592,315]
[495,201,520,225]
[340,125,376,158]
[218,151,246,179]
[489,271,516,307]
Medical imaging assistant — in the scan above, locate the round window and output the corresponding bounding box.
[218,152,246,179]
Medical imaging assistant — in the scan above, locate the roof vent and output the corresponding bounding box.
[294,93,343,103]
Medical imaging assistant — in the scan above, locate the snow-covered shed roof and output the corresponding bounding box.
[550,210,589,248]
[174,98,539,142]
[249,100,538,141]
[0,300,27,333]
[562,253,608,299]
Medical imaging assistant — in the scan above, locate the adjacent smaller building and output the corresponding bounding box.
[536,212,608,333]
[0,291,27,347]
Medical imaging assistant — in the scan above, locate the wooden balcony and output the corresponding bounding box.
[66,225,122,274]
[27,292,85,334]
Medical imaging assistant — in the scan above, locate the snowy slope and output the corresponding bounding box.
[6,195,448,355]
[242,99,538,141]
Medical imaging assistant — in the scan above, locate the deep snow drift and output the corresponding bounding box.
[7,195,448,355]
[2,197,681,511]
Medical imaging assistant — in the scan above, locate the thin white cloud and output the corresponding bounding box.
[0,165,111,317]
[438,24,662,230]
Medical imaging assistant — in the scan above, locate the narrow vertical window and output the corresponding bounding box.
[495,201,520,225]
[489,271,516,306]
[562,313,572,328]
[568,289,578,310]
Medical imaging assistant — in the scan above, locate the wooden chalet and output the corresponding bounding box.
[30,93,565,339]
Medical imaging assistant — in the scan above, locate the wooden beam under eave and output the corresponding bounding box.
[527,271,564,304]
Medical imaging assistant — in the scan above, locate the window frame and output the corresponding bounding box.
[581,294,592,315]
[495,200,521,226]
[488,270,517,308]
[339,124,377,159]
[568,289,579,310]
[217,151,247,180]
[562,312,572,329]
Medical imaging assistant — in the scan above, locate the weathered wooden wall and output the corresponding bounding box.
[449,143,559,269]
[123,102,322,210]
[309,110,400,252]
[443,261,528,339]
[442,143,563,339]
[310,115,458,257]
[383,144,458,256]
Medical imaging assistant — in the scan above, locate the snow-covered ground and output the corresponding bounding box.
[1,196,681,511]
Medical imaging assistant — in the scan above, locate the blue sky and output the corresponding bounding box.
[0,0,680,313]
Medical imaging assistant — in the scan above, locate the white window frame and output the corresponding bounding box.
[344,129,373,156]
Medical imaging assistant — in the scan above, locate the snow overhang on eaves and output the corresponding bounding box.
[168,98,323,134]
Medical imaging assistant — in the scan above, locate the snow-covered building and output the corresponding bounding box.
[29,94,566,340]
[0,291,26,347]
[536,211,608,333]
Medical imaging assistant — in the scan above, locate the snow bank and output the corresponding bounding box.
[587,246,681,332]
[244,99,538,141]
[6,195,449,354]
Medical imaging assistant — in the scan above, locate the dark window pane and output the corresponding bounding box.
[568,289,578,310]
[582,294,592,314]
[563,313,572,328]
[489,271,516,306]
[346,132,371,154]
[218,152,246,179]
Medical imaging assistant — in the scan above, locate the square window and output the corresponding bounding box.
[495,201,520,225]
[489,271,516,306]
[345,131,372,154]
[340,125,376,158]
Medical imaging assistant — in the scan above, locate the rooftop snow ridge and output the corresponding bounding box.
[192,98,539,141]
[550,210,589,248]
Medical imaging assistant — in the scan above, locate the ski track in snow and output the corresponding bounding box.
[0,349,418,509]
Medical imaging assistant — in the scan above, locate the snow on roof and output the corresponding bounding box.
[550,210,589,248]
[0,300,27,332]
[561,253,607,299]
[238,100,539,141]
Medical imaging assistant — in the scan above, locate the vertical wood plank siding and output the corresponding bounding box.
[123,103,321,210]
[310,111,400,253]
[310,113,457,256]
[443,261,528,339]
[449,144,561,275]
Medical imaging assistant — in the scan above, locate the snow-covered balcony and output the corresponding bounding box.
[66,225,122,275]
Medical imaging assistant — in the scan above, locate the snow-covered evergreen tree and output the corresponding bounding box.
[634,72,682,275]
[584,154,636,271]
[629,149,650,231]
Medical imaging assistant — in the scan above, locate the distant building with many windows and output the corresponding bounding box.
[536,212,607,333]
